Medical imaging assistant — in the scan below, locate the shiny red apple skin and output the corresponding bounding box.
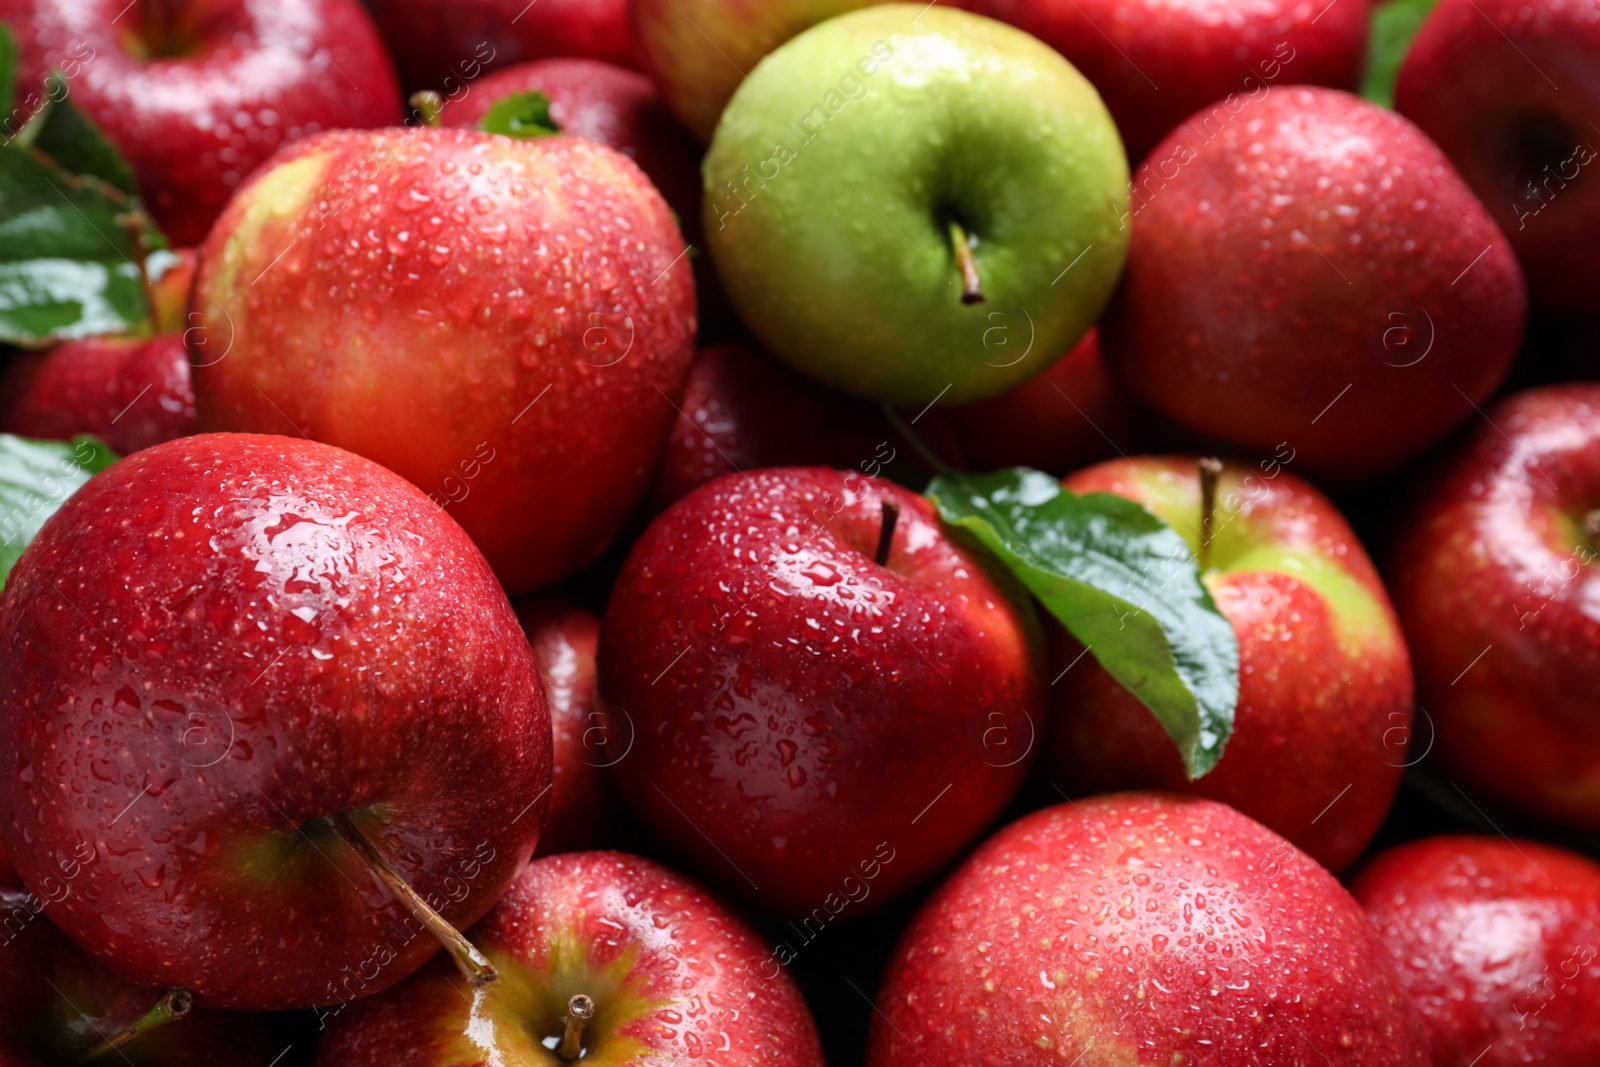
[1351,836,1600,1067]
[316,851,825,1066]
[368,0,633,93]
[1397,0,1600,313]
[514,598,627,856]
[0,334,197,455]
[868,793,1431,1066]
[1101,87,1526,484]
[649,343,899,509]
[0,0,402,246]
[189,127,696,595]
[0,891,282,1066]
[599,467,1045,917]
[931,328,1150,476]
[0,433,551,1010]
[1389,384,1600,829]
[965,0,1369,162]
[1042,456,1412,872]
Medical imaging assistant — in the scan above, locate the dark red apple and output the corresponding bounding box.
[1351,835,1600,1066]
[1042,456,1412,872]
[1397,0,1600,313]
[0,333,197,455]
[649,343,900,509]
[0,433,552,1009]
[316,851,825,1065]
[513,598,626,856]
[367,0,633,94]
[1101,87,1526,484]
[931,328,1150,476]
[189,127,696,595]
[868,793,1431,1066]
[0,0,402,246]
[599,467,1045,917]
[965,0,1370,162]
[0,890,282,1065]
[1389,384,1600,829]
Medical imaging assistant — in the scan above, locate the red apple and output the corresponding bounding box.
[1042,456,1412,872]
[649,343,900,509]
[1101,87,1527,484]
[1351,835,1600,1067]
[367,0,634,94]
[1397,0,1600,313]
[1388,384,1600,829]
[0,0,402,246]
[931,328,1151,476]
[513,598,627,856]
[868,793,1431,1066]
[316,851,826,1065]
[188,126,696,595]
[0,433,552,1009]
[0,890,282,1064]
[0,333,197,455]
[599,467,1045,917]
[964,0,1370,162]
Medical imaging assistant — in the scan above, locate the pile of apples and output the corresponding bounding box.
[1,0,1599,1063]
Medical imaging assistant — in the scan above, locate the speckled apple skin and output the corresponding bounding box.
[190,127,696,596]
[1351,836,1600,1067]
[1101,87,1526,484]
[316,851,825,1066]
[600,468,1046,918]
[965,0,1369,162]
[1397,0,1600,313]
[0,0,402,246]
[1043,457,1411,872]
[0,434,551,1010]
[868,793,1431,1066]
[1389,385,1600,828]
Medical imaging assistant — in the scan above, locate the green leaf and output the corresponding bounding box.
[927,468,1239,779]
[478,91,561,138]
[27,72,138,193]
[1362,0,1441,108]
[0,434,118,588]
[0,23,17,131]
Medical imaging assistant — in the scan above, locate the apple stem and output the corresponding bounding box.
[1198,456,1223,570]
[76,988,192,1064]
[410,91,445,128]
[556,993,595,1062]
[875,500,901,567]
[947,220,985,305]
[331,813,498,987]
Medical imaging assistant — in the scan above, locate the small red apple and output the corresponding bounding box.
[599,467,1045,917]
[868,793,1431,1066]
[1351,835,1600,1067]
[0,0,403,245]
[1042,456,1413,872]
[189,127,696,595]
[1101,87,1526,483]
[1388,383,1600,829]
[316,851,826,1066]
[0,433,551,1009]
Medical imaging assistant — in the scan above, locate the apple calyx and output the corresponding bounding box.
[1197,456,1223,570]
[947,220,985,305]
[130,0,200,59]
[76,988,193,1064]
[410,91,445,128]
[556,993,595,1062]
[331,813,499,987]
[875,499,901,567]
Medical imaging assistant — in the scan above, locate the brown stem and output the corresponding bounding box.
[1198,457,1223,570]
[947,220,984,305]
[77,989,192,1064]
[410,91,445,128]
[558,993,594,1062]
[332,813,497,987]
[875,500,901,567]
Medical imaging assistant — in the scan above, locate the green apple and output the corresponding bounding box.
[703,4,1129,408]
